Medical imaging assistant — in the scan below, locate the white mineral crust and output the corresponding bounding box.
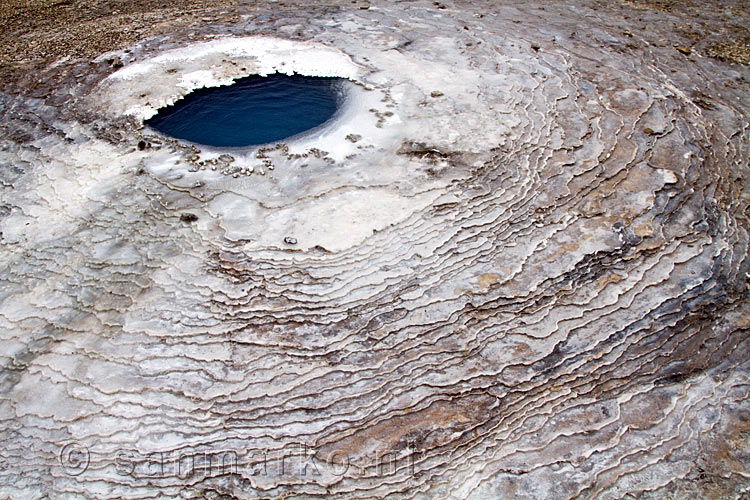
[0,1,748,499]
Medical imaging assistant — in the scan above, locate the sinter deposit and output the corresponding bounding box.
[0,1,749,499]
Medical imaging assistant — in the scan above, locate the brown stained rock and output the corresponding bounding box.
[0,1,748,499]
[317,395,497,467]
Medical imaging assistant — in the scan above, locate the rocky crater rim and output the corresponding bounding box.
[84,37,432,253]
[93,36,366,122]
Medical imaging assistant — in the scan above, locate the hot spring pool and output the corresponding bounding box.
[145,74,344,148]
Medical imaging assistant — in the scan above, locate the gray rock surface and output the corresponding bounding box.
[0,1,749,499]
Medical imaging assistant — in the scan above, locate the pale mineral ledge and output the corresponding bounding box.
[0,0,748,499]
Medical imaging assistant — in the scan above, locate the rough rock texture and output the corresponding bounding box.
[1,1,749,499]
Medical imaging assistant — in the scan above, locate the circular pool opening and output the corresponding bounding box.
[145,74,346,148]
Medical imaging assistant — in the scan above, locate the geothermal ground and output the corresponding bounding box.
[0,1,749,499]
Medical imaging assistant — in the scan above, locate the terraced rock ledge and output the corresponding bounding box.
[0,1,749,499]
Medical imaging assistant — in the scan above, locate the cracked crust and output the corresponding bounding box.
[0,1,749,499]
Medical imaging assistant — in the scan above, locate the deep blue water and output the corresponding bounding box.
[145,74,343,147]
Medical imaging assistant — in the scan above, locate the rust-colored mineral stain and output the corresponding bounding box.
[318,395,496,465]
